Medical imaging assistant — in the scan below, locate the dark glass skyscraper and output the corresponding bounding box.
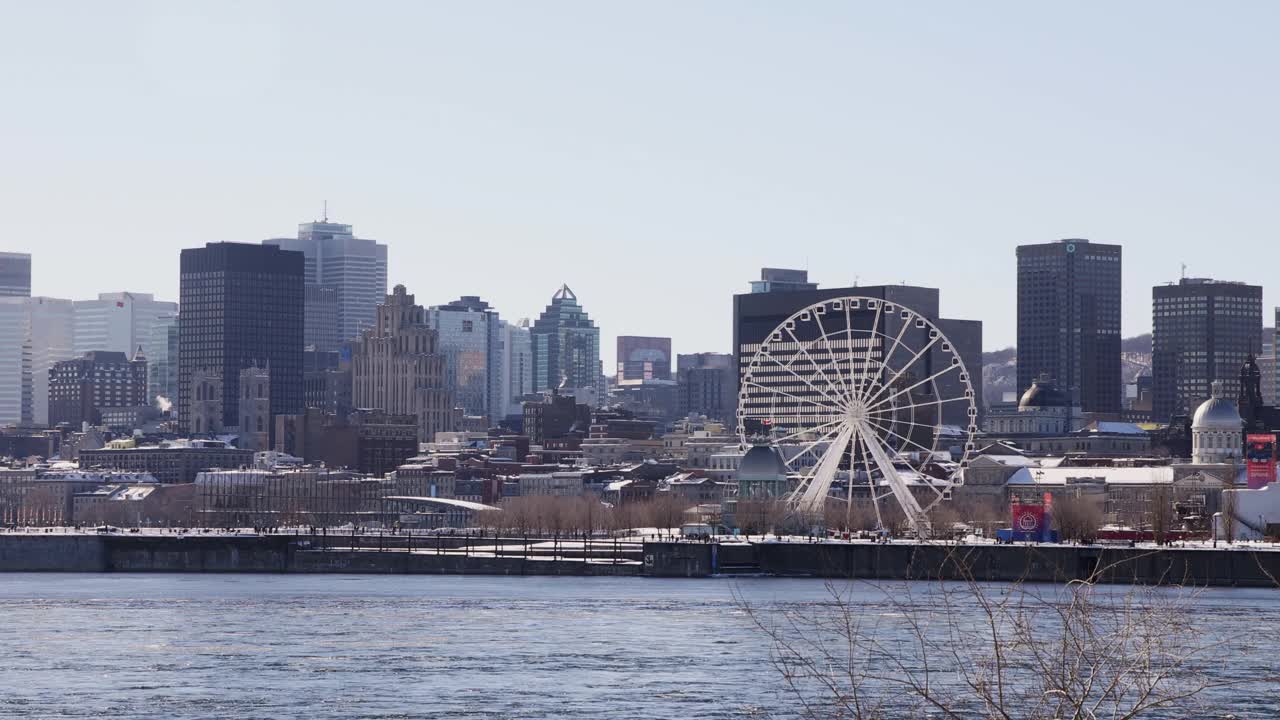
[1016,239,1122,414]
[1152,278,1262,422]
[178,242,305,433]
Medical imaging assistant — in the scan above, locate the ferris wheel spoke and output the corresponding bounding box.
[783,423,847,468]
[862,363,963,412]
[766,417,846,445]
[868,395,974,415]
[861,416,939,459]
[856,309,909,403]
[853,430,886,529]
[811,309,855,401]
[782,325,847,406]
[742,382,843,411]
[849,302,885,402]
[860,334,942,409]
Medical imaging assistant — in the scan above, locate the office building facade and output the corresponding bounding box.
[1016,239,1122,414]
[72,292,178,407]
[1150,278,1261,422]
[265,220,388,350]
[428,296,504,425]
[499,319,533,419]
[177,243,305,435]
[616,336,672,384]
[47,350,148,427]
[677,352,734,421]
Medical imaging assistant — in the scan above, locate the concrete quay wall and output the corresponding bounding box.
[744,542,1280,587]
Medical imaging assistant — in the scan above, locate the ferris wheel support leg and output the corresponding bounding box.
[791,426,852,518]
[856,421,931,538]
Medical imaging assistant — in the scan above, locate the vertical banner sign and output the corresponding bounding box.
[1245,434,1276,490]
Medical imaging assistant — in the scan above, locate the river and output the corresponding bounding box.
[0,575,1275,719]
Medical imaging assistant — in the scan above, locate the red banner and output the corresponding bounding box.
[1246,433,1275,490]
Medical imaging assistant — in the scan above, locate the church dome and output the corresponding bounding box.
[1192,382,1243,431]
[737,444,788,482]
[1019,377,1067,410]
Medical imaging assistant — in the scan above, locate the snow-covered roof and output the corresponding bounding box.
[1008,466,1176,486]
[1086,421,1148,435]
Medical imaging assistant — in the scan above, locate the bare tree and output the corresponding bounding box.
[738,551,1272,719]
[1053,494,1104,544]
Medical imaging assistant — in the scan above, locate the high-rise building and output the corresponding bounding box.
[677,352,734,421]
[1151,278,1262,422]
[0,297,75,425]
[428,296,504,425]
[733,274,982,427]
[1016,239,1122,414]
[0,253,31,297]
[351,285,453,443]
[47,350,148,427]
[616,336,672,384]
[499,319,533,419]
[304,285,339,353]
[264,220,388,350]
[530,285,602,404]
[178,243,305,435]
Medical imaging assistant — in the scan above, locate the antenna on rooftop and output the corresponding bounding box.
[1180,262,1186,280]
[322,200,329,223]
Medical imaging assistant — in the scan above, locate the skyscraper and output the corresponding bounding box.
[499,319,533,419]
[530,285,601,404]
[264,220,388,350]
[1151,278,1262,421]
[616,336,672,384]
[1016,239,1122,414]
[428,296,504,425]
[178,243,304,434]
[351,285,453,443]
[0,253,31,297]
[0,296,75,425]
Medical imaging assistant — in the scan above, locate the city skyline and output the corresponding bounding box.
[6,3,1280,363]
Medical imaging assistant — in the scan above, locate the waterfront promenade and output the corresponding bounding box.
[2,527,1280,586]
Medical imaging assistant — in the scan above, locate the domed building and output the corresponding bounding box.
[736,444,789,499]
[1191,381,1243,464]
[985,374,1085,435]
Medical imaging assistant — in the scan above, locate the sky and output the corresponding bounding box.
[3,1,1279,368]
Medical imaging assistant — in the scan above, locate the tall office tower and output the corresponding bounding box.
[499,319,533,419]
[351,285,453,443]
[0,253,31,297]
[178,243,304,435]
[1016,239,1122,414]
[733,276,983,427]
[530,285,602,403]
[427,296,504,424]
[616,336,672,384]
[304,285,339,353]
[264,219,388,350]
[47,350,148,427]
[750,268,818,294]
[1151,278,1262,422]
[677,352,735,421]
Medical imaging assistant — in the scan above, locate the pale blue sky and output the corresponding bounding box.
[3,1,1278,367]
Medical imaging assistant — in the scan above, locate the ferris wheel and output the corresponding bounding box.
[736,296,978,536]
